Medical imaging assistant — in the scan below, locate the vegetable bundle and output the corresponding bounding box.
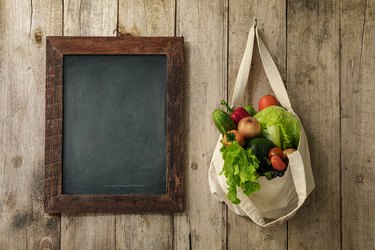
[212,95,300,204]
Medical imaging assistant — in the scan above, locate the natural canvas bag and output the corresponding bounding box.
[208,24,315,227]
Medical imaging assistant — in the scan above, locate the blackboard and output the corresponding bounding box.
[45,36,184,213]
[63,55,167,195]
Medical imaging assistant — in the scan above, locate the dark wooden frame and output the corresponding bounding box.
[45,37,184,213]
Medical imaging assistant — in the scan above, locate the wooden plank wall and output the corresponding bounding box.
[0,0,374,249]
[287,1,341,249]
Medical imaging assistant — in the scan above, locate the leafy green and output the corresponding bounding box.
[220,142,260,204]
[254,106,301,149]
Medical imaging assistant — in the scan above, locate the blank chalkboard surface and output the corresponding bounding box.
[63,55,167,195]
[45,36,184,213]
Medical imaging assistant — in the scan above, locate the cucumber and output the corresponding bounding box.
[212,109,236,135]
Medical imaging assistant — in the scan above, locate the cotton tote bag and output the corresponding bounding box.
[208,24,315,228]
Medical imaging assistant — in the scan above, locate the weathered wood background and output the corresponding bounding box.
[0,0,374,249]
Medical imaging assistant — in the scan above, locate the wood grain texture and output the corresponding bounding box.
[341,0,375,249]
[287,0,341,249]
[44,39,63,214]
[61,1,118,249]
[64,0,118,36]
[118,0,175,36]
[1,1,375,249]
[115,1,176,249]
[227,1,287,248]
[174,0,228,249]
[0,0,61,249]
[116,214,173,250]
[62,214,116,250]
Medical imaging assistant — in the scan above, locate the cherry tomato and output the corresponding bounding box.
[271,155,287,171]
[223,130,245,147]
[268,147,284,160]
[258,95,278,111]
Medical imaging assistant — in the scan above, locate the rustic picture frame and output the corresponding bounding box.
[44,36,184,213]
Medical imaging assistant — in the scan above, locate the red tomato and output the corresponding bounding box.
[223,130,245,147]
[258,95,278,111]
[268,147,284,160]
[271,155,287,171]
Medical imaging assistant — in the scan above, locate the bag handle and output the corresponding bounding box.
[231,24,292,111]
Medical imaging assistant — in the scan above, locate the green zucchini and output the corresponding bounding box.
[212,109,236,135]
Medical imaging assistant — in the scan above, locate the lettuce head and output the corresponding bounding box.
[254,106,301,149]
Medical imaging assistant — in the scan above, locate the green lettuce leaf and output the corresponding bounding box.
[254,106,301,149]
[220,142,260,204]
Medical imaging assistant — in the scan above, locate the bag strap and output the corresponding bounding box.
[231,25,255,107]
[231,24,292,111]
